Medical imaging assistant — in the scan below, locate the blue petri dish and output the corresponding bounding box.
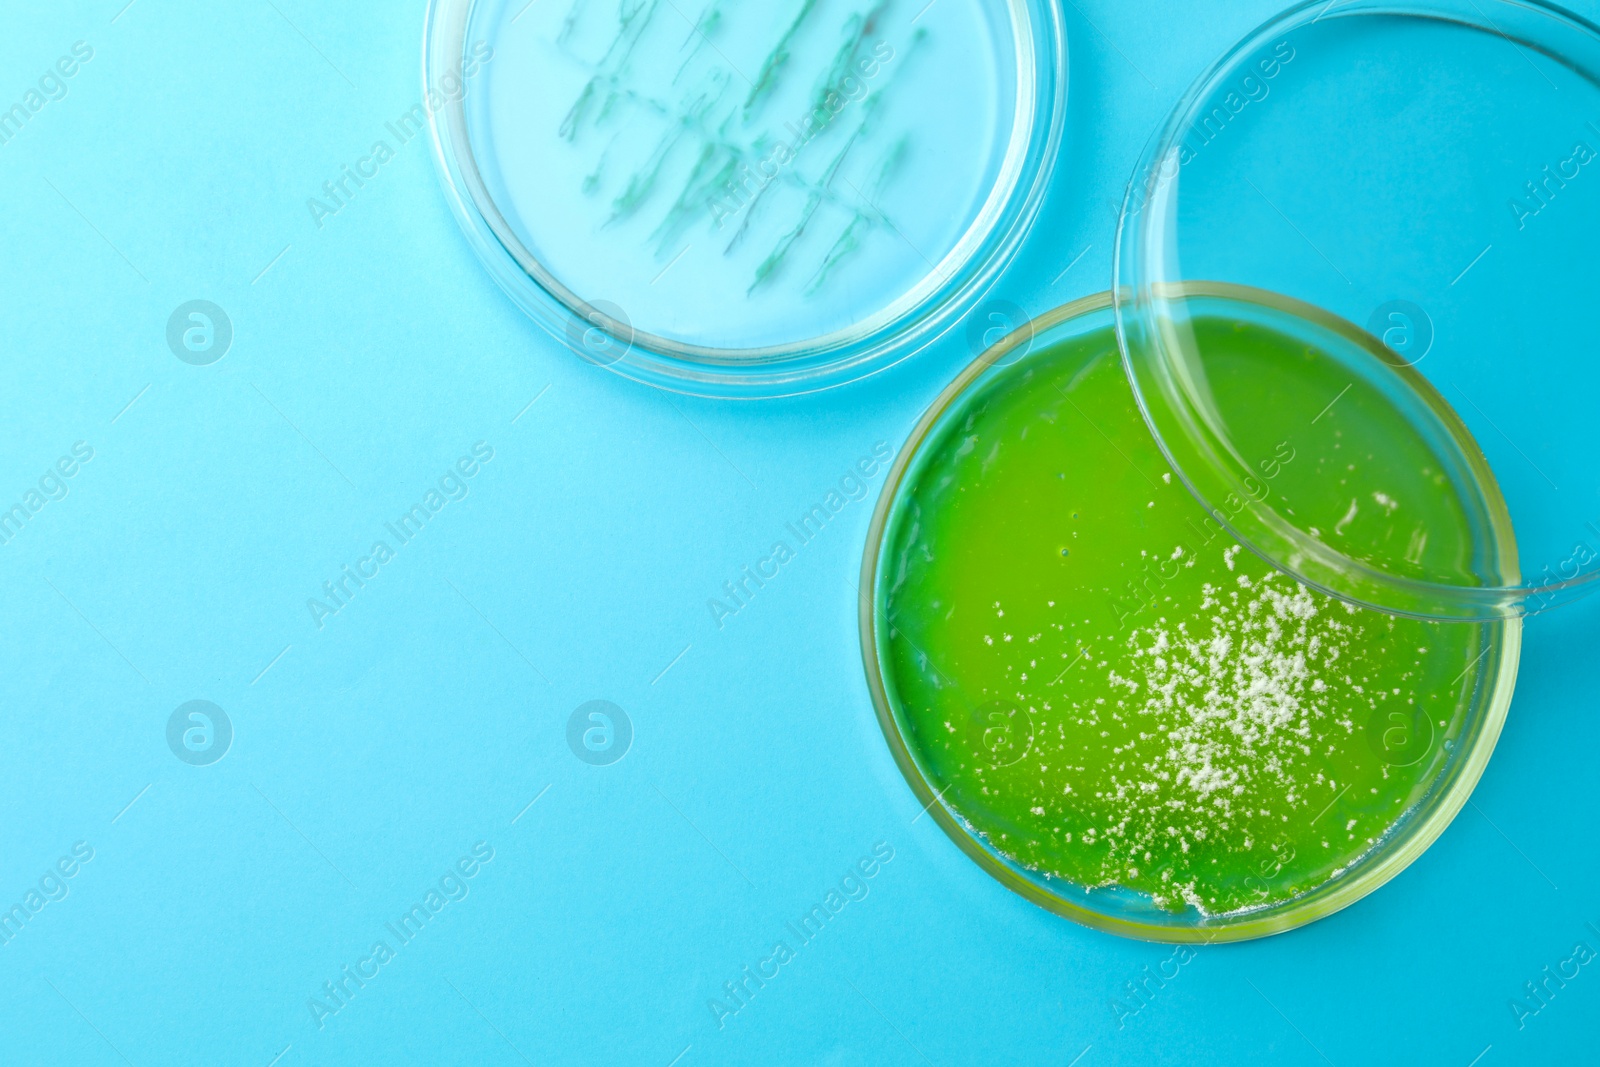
[424,0,1065,396]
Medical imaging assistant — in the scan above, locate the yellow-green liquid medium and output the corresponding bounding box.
[876,324,1498,916]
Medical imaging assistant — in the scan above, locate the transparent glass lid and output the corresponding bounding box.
[1115,0,1600,620]
[425,0,1065,395]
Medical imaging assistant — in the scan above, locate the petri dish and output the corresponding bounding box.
[860,292,1521,941]
[424,0,1065,396]
[1115,0,1600,621]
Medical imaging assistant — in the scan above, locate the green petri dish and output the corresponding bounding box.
[860,289,1521,941]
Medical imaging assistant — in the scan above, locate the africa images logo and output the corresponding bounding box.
[166,700,233,766]
[166,300,233,365]
[566,700,632,766]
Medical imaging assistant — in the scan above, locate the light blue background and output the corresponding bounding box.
[1,1,1597,1064]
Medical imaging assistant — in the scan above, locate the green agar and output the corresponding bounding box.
[875,321,1502,916]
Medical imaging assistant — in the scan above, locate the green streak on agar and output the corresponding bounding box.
[742,0,820,115]
[749,189,823,293]
[608,69,729,224]
[809,134,906,293]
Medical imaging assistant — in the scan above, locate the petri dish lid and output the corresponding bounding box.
[1115,0,1600,621]
[424,0,1065,396]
